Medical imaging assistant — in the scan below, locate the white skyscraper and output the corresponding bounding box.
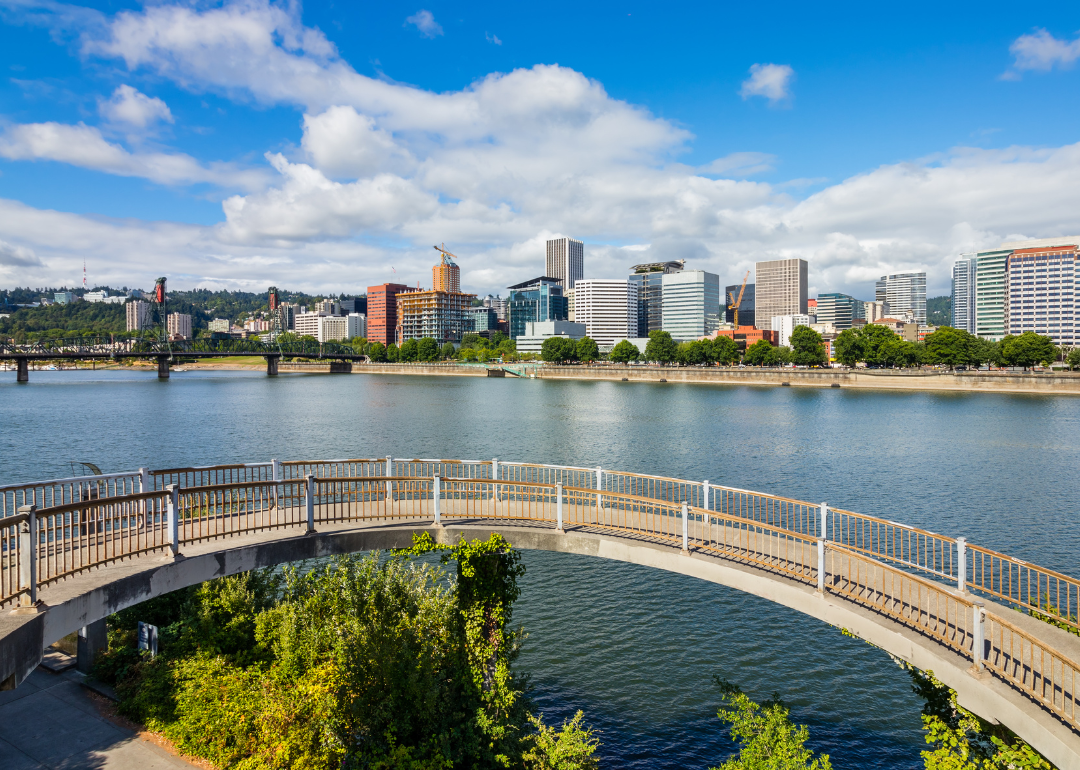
[660,270,721,339]
[754,259,808,330]
[573,279,638,348]
[952,256,977,333]
[875,272,927,324]
[546,238,584,293]
[771,314,812,348]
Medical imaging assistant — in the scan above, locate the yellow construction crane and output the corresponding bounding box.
[728,270,750,328]
[433,243,458,265]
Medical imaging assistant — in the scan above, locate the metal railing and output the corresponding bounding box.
[3,457,1080,733]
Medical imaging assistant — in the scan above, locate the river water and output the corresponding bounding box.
[2,369,1078,768]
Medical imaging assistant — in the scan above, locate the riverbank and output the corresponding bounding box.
[239,361,1080,395]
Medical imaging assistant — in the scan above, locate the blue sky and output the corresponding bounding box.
[0,0,1078,298]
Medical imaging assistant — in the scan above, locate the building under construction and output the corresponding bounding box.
[396,245,475,344]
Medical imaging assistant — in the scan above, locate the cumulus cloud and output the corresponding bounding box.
[699,152,777,177]
[0,121,268,190]
[0,239,43,267]
[99,84,173,128]
[1007,29,1080,75]
[486,32,502,45]
[740,63,794,104]
[405,10,442,39]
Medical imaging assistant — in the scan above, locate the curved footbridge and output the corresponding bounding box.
[2,459,1080,767]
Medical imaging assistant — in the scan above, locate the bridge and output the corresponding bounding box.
[1,458,1079,767]
[0,336,366,380]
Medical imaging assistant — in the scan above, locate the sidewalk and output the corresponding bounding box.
[0,666,196,769]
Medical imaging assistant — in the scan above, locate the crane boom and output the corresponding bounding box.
[727,270,750,327]
[433,243,459,265]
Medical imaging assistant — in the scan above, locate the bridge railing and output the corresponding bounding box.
[1,471,145,520]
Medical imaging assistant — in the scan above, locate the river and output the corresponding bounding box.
[2,369,1078,768]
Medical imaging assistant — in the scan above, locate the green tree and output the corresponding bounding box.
[609,340,641,363]
[399,337,419,362]
[523,711,600,770]
[644,330,678,363]
[858,324,900,366]
[417,337,439,362]
[710,679,833,770]
[743,339,774,366]
[789,326,826,367]
[386,342,400,362]
[541,336,577,363]
[833,329,861,366]
[1001,332,1056,370]
[367,341,387,362]
[879,338,923,369]
[676,340,710,365]
[576,336,600,363]
[440,342,457,360]
[489,330,508,347]
[922,326,974,369]
[497,339,517,359]
[461,333,488,350]
[709,336,741,366]
[969,337,998,369]
[1067,348,1080,371]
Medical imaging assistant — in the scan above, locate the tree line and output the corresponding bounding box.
[834,325,1071,370]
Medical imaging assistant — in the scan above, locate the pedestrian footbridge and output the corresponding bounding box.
[2,458,1079,767]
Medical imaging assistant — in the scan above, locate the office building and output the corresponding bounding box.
[367,283,411,346]
[629,260,685,335]
[295,312,365,342]
[467,307,499,334]
[314,299,339,316]
[710,326,779,352]
[1005,245,1078,345]
[864,300,886,323]
[772,314,811,348]
[806,298,817,321]
[84,291,108,303]
[972,250,1010,340]
[661,270,720,339]
[167,312,192,340]
[482,295,506,321]
[507,277,567,339]
[755,259,807,330]
[514,321,587,354]
[125,300,150,332]
[293,312,325,339]
[875,272,927,325]
[814,293,865,331]
[54,292,75,304]
[208,318,230,333]
[545,238,584,293]
[573,279,639,348]
[952,256,978,333]
[339,297,366,316]
[724,283,755,327]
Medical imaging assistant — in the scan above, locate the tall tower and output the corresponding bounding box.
[432,244,461,293]
[545,237,584,293]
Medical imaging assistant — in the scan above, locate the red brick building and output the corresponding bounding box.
[366,283,410,346]
[706,325,779,351]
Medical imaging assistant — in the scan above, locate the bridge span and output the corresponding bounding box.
[2,458,1079,766]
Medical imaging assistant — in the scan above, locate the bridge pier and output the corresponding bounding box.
[157,355,170,379]
[15,357,28,383]
[76,618,107,674]
[266,354,280,376]
[329,361,353,374]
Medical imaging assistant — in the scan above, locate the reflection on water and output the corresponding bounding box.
[2,369,1077,768]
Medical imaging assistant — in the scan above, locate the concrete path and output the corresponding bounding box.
[0,666,195,769]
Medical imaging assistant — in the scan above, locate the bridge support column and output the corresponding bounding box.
[76,619,107,674]
[15,357,28,383]
[266,355,279,376]
[157,355,170,379]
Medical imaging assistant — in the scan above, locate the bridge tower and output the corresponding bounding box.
[267,286,286,343]
[150,277,168,344]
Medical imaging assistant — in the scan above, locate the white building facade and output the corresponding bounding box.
[125,300,150,332]
[771,314,811,348]
[952,256,977,333]
[294,312,365,342]
[754,259,808,330]
[573,279,639,348]
[514,321,587,353]
[166,313,192,340]
[546,237,584,293]
[661,270,720,339]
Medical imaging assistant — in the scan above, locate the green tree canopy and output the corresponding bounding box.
[833,329,860,366]
[440,341,457,360]
[576,336,600,363]
[416,337,439,361]
[386,342,400,362]
[1068,348,1080,371]
[789,326,826,367]
[922,326,975,369]
[676,340,710,365]
[1001,332,1056,369]
[858,324,900,366]
[709,336,740,366]
[399,337,419,362]
[644,330,678,363]
[609,340,641,363]
[541,336,577,363]
[489,330,508,347]
[743,339,774,366]
[366,341,387,362]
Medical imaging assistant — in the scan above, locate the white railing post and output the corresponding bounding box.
[385,456,392,502]
[18,505,37,607]
[681,502,689,552]
[703,480,710,511]
[271,458,281,509]
[433,476,441,526]
[306,474,316,534]
[596,466,603,514]
[817,502,829,593]
[166,485,179,558]
[556,481,564,532]
[492,458,499,512]
[139,467,149,526]
[956,537,967,593]
[972,600,985,672]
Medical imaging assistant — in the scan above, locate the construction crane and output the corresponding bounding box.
[728,270,750,328]
[433,243,458,265]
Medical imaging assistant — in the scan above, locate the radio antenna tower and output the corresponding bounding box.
[83,261,87,290]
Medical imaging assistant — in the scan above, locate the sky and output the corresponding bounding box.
[0,1,1079,300]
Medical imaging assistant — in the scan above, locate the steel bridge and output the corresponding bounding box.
[1,458,1079,767]
[0,337,365,380]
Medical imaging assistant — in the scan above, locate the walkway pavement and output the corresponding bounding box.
[0,666,195,769]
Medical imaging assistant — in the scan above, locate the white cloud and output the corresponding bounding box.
[486,32,502,46]
[0,239,43,268]
[1008,28,1080,74]
[0,121,268,190]
[99,84,173,128]
[740,63,795,104]
[405,10,442,39]
[699,151,776,177]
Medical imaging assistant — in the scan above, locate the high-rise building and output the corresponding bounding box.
[629,260,685,336]
[339,297,366,316]
[661,270,720,339]
[754,259,807,330]
[814,293,865,331]
[771,314,811,348]
[1005,245,1078,345]
[545,238,584,293]
[863,300,886,323]
[433,253,461,293]
[397,290,476,344]
[573,279,639,348]
[482,295,506,321]
[514,320,587,354]
[367,283,411,346]
[952,256,978,333]
[466,307,499,334]
[125,300,150,331]
[507,277,567,339]
[314,298,340,315]
[875,272,927,324]
[724,283,755,327]
[167,313,192,340]
[973,251,1010,340]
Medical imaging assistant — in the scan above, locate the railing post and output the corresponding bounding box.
[556,481,564,532]
[596,466,603,513]
[703,480,710,511]
[306,474,316,534]
[681,502,689,553]
[956,537,967,593]
[166,485,179,558]
[386,456,393,502]
[492,458,499,512]
[271,458,281,508]
[433,476,441,526]
[971,600,985,672]
[817,502,829,594]
[139,466,150,526]
[17,505,37,608]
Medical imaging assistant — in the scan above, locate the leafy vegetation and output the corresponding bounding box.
[644,330,678,363]
[927,296,952,327]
